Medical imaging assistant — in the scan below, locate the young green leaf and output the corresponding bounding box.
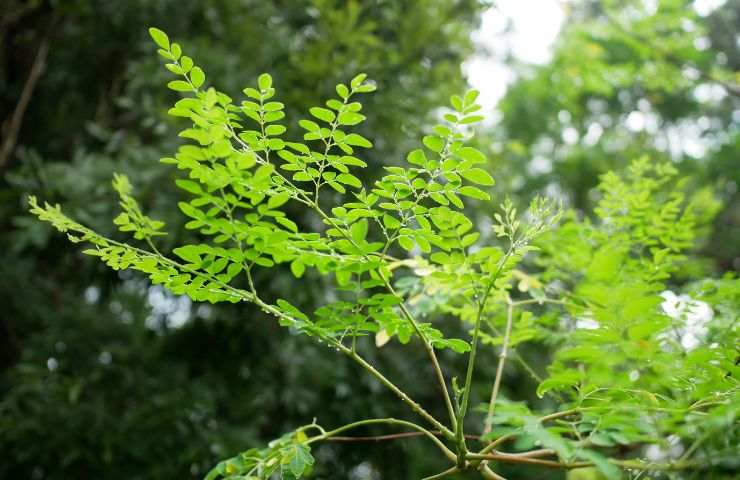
[460,168,495,186]
[258,73,272,90]
[189,67,205,88]
[148,27,169,49]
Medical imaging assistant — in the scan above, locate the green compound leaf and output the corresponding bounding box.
[285,443,314,478]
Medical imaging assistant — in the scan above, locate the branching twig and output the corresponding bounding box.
[482,295,514,435]
[478,408,580,457]
[306,417,456,462]
[326,431,480,442]
[455,247,514,464]
[230,111,459,437]
[468,452,699,472]
[421,466,460,480]
[459,248,513,419]
[329,340,454,438]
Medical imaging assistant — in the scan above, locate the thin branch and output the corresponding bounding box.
[57,213,452,442]
[678,430,711,463]
[235,286,452,438]
[1,37,49,169]
[477,408,580,457]
[506,448,557,458]
[479,464,508,480]
[324,339,453,438]
[421,466,460,480]
[299,180,458,434]
[308,186,457,431]
[485,321,545,384]
[382,279,458,432]
[326,431,480,442]
[124,237,456,451]
[458,248,513,422]
[307,418,456,462]
[468,452,575,468]
[468,452,700,472]
[483,295,514,435]
[510,297,567,307]
[477,433,515,456]
[327,432,429,442]
[52,157,457,446]
[539,408,580,423]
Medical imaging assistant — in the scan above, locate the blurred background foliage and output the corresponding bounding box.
[490,0,738,272]
[0,0,737,479]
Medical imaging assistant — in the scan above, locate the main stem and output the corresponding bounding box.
[458,249,513,424]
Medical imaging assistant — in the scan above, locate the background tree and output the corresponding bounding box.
[490,0,738,271]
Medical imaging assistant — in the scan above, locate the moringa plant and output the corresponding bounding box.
[30,28,738,479]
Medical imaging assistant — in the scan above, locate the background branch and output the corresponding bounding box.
[0,37,48,169]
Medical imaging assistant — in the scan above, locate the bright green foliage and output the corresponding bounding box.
[111,173,167,243]
[370,159,735,478]
[1,3,485,479]
[475,160,733,478]
[29,27,738,480]
[205,428,315,480]
[524,159,736,472]
[31,28,510,357]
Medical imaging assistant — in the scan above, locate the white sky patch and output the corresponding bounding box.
[660,290,713,350]
[694,83,728,103]
[583,122,604,145]
[464,0,565,114]
[562,127,579,144]
[576,316,599,330]
[626,111,647,132]
[693,0,727,16]
[646,434,685,461]
[656,121,712,158]
[528,155,553,175]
